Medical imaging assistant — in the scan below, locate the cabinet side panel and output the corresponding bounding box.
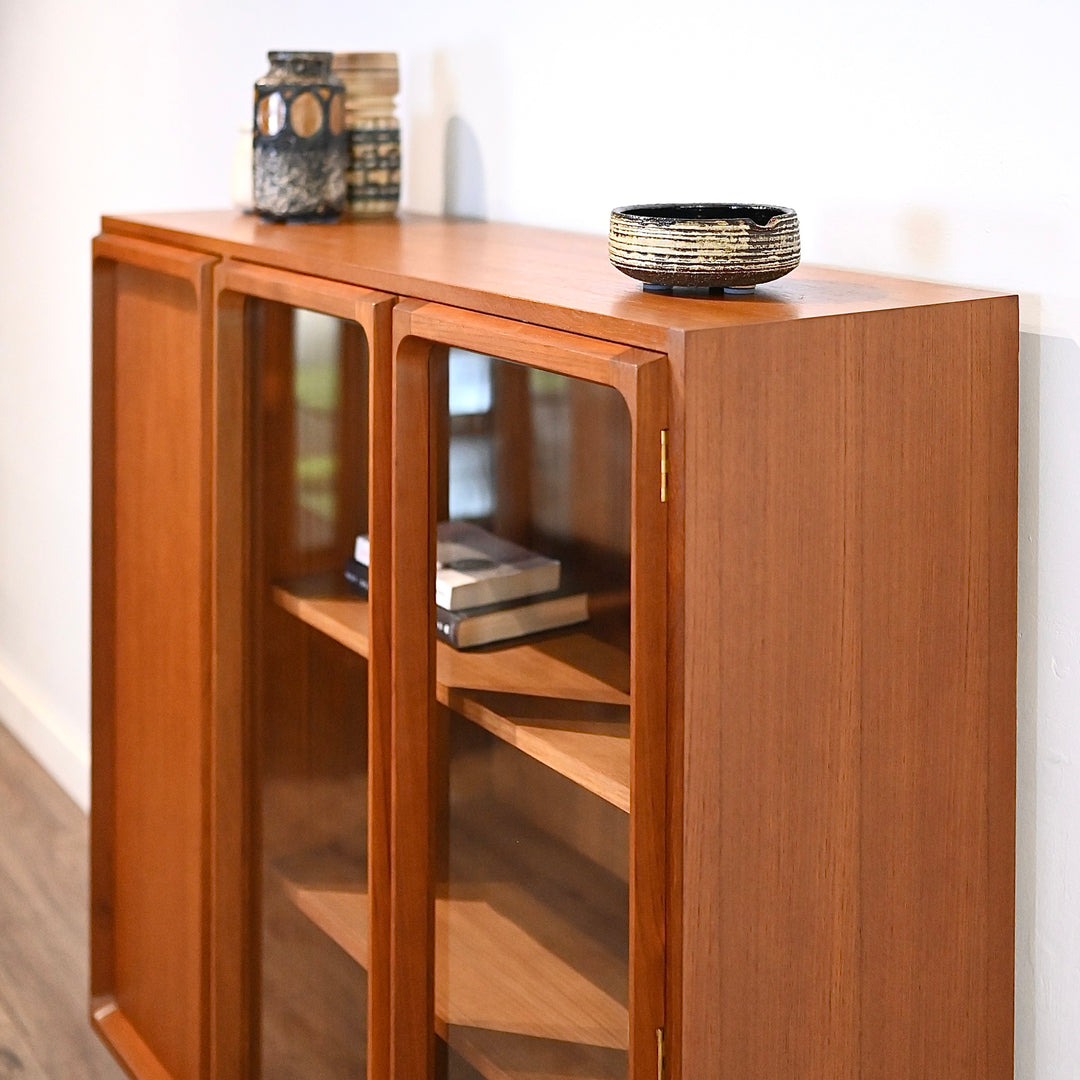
[680,302,1016,1080]
[857,300,1016,1079]
[681,320,861,1080]
[108,262,208,1080]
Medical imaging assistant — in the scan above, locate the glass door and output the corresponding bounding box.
[390,302,669,1080]
[217,264,394,1079]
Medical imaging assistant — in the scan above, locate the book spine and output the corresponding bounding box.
[344,558,369,597]
[434,611,460,648]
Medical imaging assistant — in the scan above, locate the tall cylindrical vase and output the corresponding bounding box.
[253,51,347,222]
[332,52,400,218]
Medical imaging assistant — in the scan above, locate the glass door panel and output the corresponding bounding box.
[246,300,372,1079]
[435,351,633,1080]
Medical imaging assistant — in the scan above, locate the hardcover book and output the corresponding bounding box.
[434,587,588,649]
[353,521,561,611]
[343,557,586,649]
[344,556,368,598]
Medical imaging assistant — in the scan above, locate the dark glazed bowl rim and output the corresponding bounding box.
[612,203,797,229]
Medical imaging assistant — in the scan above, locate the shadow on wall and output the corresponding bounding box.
[444,114,487,219]
[1015,329,1080,1080]
[403,48,494,220]
[1015,329,1039,1080]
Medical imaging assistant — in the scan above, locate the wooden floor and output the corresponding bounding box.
[0,722,127,1080]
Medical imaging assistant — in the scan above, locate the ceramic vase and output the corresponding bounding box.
[253,51,347,222]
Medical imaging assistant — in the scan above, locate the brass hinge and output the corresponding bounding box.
[657,1027,666,1080]
[660,429,670,503]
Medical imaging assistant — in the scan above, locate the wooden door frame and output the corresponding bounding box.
[389,298,670,1079]
[211,261,395,1079]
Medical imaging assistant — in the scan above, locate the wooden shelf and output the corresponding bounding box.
[280,875,370,970]
[273,582,631,812]
[273,577,373,655]
[278,818,628,1080]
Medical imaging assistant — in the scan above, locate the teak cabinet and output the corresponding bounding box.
[91,211,1018,1080]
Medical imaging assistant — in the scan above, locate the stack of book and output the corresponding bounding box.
[345,521,589,649]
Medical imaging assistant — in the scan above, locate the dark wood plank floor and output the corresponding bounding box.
[0,722,127,1080]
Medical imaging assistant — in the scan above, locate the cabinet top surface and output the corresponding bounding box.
[100,210,1012,350]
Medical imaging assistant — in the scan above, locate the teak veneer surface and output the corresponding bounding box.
[285,884,627,1050]
[273,584,632,810]
[93,210,1018,1080]
[101,210,1002,350]
[92,242,216,1080]
[278,803,630,1080]
[677,301,1018,1079]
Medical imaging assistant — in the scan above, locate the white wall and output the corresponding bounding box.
[0,0,1076,1073]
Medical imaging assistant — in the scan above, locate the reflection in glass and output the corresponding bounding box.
[247,301,370,1079]
[447,348,493,521]
[436,355,632,1079]
[293,309,343,551]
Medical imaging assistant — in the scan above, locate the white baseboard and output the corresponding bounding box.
[0,659,89,812]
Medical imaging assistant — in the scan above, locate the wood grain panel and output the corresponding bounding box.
[93,213,1017,1080]
[92,1005,178,1080]
[271,583,630,699]
[389,327,440,1080]
[681,317,860,1080]
[859,305,983,1075]
[112,261,207,1080]
[679,301,1017,1080]
[213,269,396,1079]
[277,785,631,1080]
[293,885,627,1044]
[857,300,1016,1080]
[93,244,218,1080]
[391,302,670,1080]
[101,211,1008,353]
[619,351,669,1080]
[363,286,397,1080]
[272,586,633,809]
[90,250,120,1005]
[206,282,249,1080]
[660,333,688,1080]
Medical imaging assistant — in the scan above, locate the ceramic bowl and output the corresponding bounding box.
[608,203,800,291]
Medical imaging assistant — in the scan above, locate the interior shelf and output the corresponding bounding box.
[278,810,628,1080]
[273,580,631,812]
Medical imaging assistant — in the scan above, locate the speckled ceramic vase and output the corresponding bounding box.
[253,52,347,222]
[609,203,801,292]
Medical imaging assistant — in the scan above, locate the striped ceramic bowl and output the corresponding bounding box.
[608,203,800,290]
